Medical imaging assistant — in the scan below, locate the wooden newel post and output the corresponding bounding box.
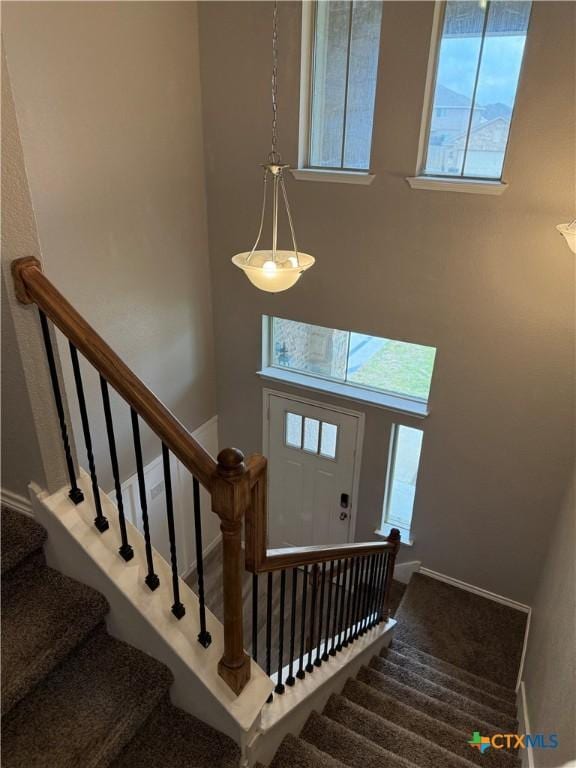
[211,447,251,695]
[381,527,401,623]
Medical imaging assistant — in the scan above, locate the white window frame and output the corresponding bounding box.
[258,316,432,419]
[375,423,423,545]
[406,0,521,196]
[293,0,376,186]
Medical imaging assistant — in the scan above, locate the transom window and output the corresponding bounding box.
[303,1,383,171]
[285,412,339,459]
[264,316,436,409]
[423,0,531,180]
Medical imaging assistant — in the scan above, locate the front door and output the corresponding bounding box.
[264,391,363,548]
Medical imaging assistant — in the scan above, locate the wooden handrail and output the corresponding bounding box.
[244,454,401,573]
[12,257,217,489]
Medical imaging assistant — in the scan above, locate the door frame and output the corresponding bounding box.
[262,388,366,544]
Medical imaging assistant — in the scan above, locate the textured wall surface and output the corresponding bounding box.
[198,1,575,603]
[3,2,216,488]
[524,469,575,767]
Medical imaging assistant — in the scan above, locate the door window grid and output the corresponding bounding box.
[284,411,339,460]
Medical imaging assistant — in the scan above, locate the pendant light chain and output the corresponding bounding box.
[270,0,281,164]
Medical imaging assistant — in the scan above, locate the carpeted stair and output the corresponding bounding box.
[1,507,239,768]
[268,573,525,768]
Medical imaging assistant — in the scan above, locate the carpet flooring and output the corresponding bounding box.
[1,508,239,768]
[266,572,525,768]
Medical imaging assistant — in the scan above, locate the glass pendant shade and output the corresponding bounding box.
[232,162,315,293]
[557,221,576,254]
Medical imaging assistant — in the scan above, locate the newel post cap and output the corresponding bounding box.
[11,256,42,305]
[216,447,246,478]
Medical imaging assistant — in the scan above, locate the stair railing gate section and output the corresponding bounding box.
[12,257,401,699]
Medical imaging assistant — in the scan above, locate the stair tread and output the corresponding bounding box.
[269,734,349,768]
[2,626,173,768]
[324,693,478,768]
[392,639,517,704]
[356,666,517,754]
[1,557,109,714]
[110,695,240,768]
[381,647,517,716]
[342,679,521,768]
[301,710,420,768]
[1,508,46,575]
[370,656,518,733]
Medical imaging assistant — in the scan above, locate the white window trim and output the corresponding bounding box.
[407,1,512,195]
[297,0,377,183]
[257,367,429,419]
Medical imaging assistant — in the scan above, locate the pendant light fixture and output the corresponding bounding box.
[232,2,315,293]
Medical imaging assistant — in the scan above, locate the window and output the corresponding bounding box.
[304,1,383,171]
[423,0,531,180]
[381,425,423,537]
[285,411,339,459]
[263,316,436,413]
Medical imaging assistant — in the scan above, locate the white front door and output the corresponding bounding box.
[264,391,363,548]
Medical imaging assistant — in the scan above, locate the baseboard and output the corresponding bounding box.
[181,533,222,581]
[394,560,421,584]
[517,681,534,768]
[419,567,531,613]
[1,488,34,517]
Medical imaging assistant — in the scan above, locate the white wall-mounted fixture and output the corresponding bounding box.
[556,220,576,254]
[232,2,315,293]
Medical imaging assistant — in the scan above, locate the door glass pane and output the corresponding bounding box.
[320,422,338,459]
[342,1,383,169]
[285,412,303,448]
[385,425,423,530]
[462,1,530,178]
[303,417,320,453]
[310,2,351,167]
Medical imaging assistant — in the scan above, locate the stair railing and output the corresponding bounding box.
[244,454,401,698]
[12,257,400,700]
[12,257,250,694]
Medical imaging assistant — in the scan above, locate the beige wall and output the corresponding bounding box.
[198,1,575,603]
[1,58,72,498]
[2,1,216,487]
[524,469,575,767]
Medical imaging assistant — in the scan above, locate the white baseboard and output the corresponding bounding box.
[1,488,34,517]
[517,681,534,768]
[394,560,421,584]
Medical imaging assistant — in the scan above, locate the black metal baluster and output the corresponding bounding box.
[297,565,308,679]
[330,559,341,656]
[323,560,335,661]
[314,562,327,666]
[69,343,108,532]
[337,558,350,651]
[367,554,380,629]
[130,409,159,590]
[266,571,273,701]
[306,564,319,673]
[100,377,133,561]
[356,557,367,639]
[374,553,385,626]
[275,569,286,693]
[378,552,390,623]
[286,568,298,685]
[361,556,374,634]
[38,311,85,506]
[161,443,185,619]
[252,573,259,662]
[343,558,354,647]
[193,476,211,647]
[349,557,362,643]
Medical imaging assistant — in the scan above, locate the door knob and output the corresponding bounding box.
[339,510,349,521]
